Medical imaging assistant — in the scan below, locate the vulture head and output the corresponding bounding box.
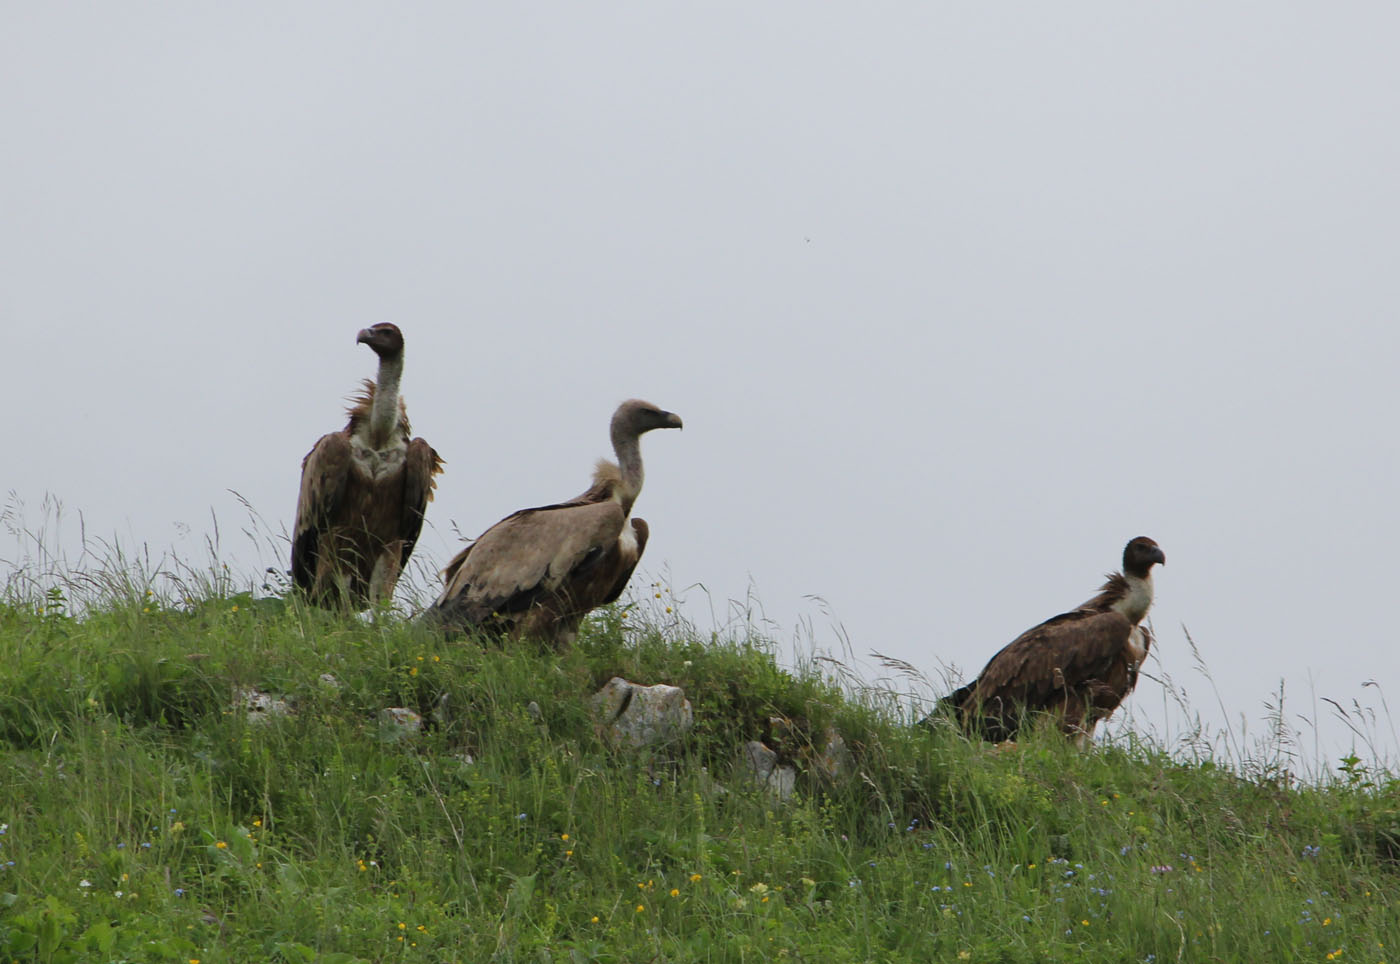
[1122,536,1166,578]
[356,322,405,358]
[612,399,684,438]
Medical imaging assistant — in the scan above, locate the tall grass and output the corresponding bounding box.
[1,502,1398,962]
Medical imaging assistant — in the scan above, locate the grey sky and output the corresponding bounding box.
[5,4,1398,769]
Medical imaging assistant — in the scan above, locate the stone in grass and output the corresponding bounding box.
[591,677,694,748]
[379,707,423,741]
[234,687,294,725]
[743,740,797,801]
[815,726,853,782]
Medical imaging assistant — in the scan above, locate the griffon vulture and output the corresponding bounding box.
[291,323,443,607]
[425,399,682,646]
[940,536,1166,744]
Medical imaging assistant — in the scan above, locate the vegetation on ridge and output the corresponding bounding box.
[0,572,1398,963]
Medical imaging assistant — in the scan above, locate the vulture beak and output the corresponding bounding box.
[1151,547,1166,567]
[356,328,374,346]
[664,412,684,430]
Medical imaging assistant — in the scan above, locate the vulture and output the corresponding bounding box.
[425,398,682,646]
[940,536,1166,744]
[291,323,443,607]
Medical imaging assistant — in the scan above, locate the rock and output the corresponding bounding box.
[235,687,293,725]
[590,677,693,748]
[317,673,341,691]
[379,707,423,741]
[743,740,797,801]
[815,726,853,782]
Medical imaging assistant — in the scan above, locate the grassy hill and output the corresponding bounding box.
[1,578,1398,963]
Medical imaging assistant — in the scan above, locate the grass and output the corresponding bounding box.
[1,512,1398,961]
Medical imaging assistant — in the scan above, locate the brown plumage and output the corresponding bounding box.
[425,399,682,646]
[941,536,1166,744]
[291,323,443,607]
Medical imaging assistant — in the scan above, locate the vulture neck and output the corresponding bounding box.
[610,425,644,514]
[367,352,404,448]
[1110,571,1154,624]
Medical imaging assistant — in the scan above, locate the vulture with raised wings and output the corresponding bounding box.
[940,536,1166,743]
[291,323,443,607]
[425,399,682,646]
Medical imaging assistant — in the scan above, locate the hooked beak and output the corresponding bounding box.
[356,328,373,346]
[664,411,683,430]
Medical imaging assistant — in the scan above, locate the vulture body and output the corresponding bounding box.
[291,323,443,607]
[426,399,681,646]
[941,536,1166,744]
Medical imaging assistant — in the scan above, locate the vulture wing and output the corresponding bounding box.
[436,500,627,622]
[291,432,353,591]
[596,517,649,606]
[398,437,444,567]
[957,608,1135,739]
[970,609,1134,705]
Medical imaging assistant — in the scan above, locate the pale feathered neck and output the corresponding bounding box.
[344,378,410,447]
[1080,570,1154,624]
[366,351,403,448]
[610,424,644,512]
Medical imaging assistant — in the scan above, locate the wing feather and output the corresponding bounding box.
[291,432,352,591]
[434,501,626,621]
[398,437,444,567]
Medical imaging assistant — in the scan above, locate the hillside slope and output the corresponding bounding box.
[1,590,1397,962]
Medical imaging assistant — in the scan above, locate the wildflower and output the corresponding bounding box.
[433,655,441,662]
[690,873,703,883]
[215,841,227,850]
[565,850,573,857]
[398,922,406,930]
[1150,865,1173,875]
[749,882,769,895]
[958,953,971,961]
[410,667,418,676]
[1302,845,1322,859]
[590,916,600,923]
[253,819,262,828]
[670,888,680,897]
[561,833,569,841]
[174,888,186,897]
[79,879,91,888]
[635,904,644,913]
[516,813,527,821]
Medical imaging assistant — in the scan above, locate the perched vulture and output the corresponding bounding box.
[940,536,1166,744]
[425,399,682,646]
[291,323,443,607]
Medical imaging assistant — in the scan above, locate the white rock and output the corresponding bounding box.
[379,707,423,740]
[235,687,293,725]
[743,740,797,801]
[591,677,694,748]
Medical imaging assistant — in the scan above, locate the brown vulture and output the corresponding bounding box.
[425,398,682,646]
[940,536,1166,744]
[291,323,443,607]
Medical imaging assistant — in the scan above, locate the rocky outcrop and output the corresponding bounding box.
[590,677,694,748]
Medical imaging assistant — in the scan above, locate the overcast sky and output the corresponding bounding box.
[4,4,1398,772]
